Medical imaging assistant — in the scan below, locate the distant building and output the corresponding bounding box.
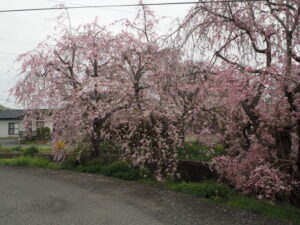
[0,110,52,138]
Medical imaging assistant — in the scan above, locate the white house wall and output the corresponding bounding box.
[0,116,53,138]
[31,118,53,132]
[0,120,25,138]
[45,121,53,131]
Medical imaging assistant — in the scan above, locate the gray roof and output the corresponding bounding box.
[0,110,25,120]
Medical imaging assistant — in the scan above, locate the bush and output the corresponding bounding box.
[167,181,232,201]
[76,164,105,174]
[36,127,51,141]
[178,141,225,161]
[61,158,142,180]
[242,165,293,200]
[212,146,295,200]
[104,161,140,180]
[120,111,180,181]
[12,146,22,152]
[87,157,106,166]
[23,146,39,157]
[99,141,122,154]
[72,139,91,163]
[104,161,131,175]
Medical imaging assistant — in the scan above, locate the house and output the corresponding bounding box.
[0,110,53,138]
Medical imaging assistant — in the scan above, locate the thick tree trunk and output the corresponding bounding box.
[90,118,102,158]
[276,129,292,160]
[91,136,100,158]
[297,121,300,176]
[178,105,189,147]
[179,123,185,147]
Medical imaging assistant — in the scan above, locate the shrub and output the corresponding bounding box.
[12,146,22,152]
[212,145,295,200]
[71,138,91,163]
[119,111,180,181]
[214,144,225,157]
[60,155,78,170]
[243,165,293,200]
[23,146,39,157]
[104,161,131,175]
[167,181,232,201]
[87,158,106,166]
[76,164,105,174]
[36,127,51,141]
[178,141,225,161]
[104,161,140,180]
[24,135,37,142]
[99,141,122,154]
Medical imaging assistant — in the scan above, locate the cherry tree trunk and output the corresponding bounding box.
[90,118,103,158]
[276,129,292,161]
[297,121,300,176]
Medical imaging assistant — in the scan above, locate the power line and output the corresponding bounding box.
[47,0,136,14]
[0,1,263,13]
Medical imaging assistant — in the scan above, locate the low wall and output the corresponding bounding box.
[177,159,215,182]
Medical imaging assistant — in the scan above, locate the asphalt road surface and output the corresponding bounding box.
[0,166,291,225]
[0,138,19,144]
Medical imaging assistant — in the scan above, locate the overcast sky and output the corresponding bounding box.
[0,0,191,108]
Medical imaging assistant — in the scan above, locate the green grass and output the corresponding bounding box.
[177,141,225,161]
[226,194,300,224]
[61,157,143,181]
[0,157,59,169]
[0,146,52,152]
[163,181,300,224]
[166,181,232,201]
[23,146,39,157]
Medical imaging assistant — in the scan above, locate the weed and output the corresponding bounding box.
[167,181,232,201]
[0,157,59,169]
[23,146,39,157]
[12,146,22,152]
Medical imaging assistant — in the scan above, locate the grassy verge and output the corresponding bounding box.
[165,181,300,224]
[226,194,300,224]
[60,156,147,181]
[22,141,49,145]
[0,156,299,224]
[0,146,52,152]
[0,157,59,169]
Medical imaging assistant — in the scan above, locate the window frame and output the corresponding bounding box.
[8,122,19,135]
[36,121,45,129]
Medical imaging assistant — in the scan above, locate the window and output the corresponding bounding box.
[8,122,19,135]
[36,121,45,129]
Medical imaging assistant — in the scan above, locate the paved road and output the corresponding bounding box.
[0,138,19,144]
[0,138,50,148]
[0,166,291,225]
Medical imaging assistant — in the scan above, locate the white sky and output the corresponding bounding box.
[0,0,191,108]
